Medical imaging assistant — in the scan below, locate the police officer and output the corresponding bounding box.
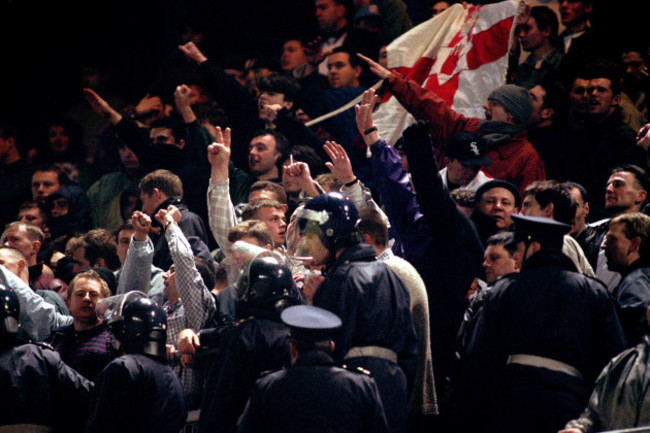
[179,252,302,433]
[237,304,390,433]
[85,292,187,433]
[0,284,94,432]
[295,192,418,433]
[455,214,627,433]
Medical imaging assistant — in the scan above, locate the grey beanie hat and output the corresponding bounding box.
[487,84,532,128]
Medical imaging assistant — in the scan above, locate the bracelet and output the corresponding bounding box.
[164,220,173,231]
[364,126,378,135]
[344,178,358,187]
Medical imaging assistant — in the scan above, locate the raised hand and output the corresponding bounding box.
[131,210,152,241]
[323,141,356,184]
[135,94,163,117]
[178,41,208,65]
[207,126,232,182]
[357,52,391,80]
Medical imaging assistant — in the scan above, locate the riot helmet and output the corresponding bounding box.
[292,192,360,263]
[235,252,301,316]
[0,284,20,337]
[100,291,167,359]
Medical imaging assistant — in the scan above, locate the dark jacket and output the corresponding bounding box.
[613,262,650,346]
[199,313,292,433]
[85,353,186,433]
[313,243,418,433]
[0,340,94,432]
[150,195,209,271]
[237,349,390,433]
[457,249,627,433]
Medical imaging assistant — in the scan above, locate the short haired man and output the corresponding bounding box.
[589,165,650,291]
[139,168,209,271]
[482,232,519,286]
[439,131,493,192]
[520,180,594,275]
[513,5,563,90]
[566,63,648,219]
[357,207,437,421]
[31,163,66,203]
[241,199,287,250]
[69,228,121,276]
[237,305,390,433]
[456,214,627,433]
[601,212,650,345]
[280,38,308,74]
[46,269,119,381]
[1,221,56,290]
[314,0,350,76]
[327,48,362,89]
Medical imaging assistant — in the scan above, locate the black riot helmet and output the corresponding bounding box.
[295,192,361,253]
[235,254,301,316]
[103,291,168,359]
[0,284,20,338]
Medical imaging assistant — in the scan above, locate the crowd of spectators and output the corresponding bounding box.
[1,0,650,432]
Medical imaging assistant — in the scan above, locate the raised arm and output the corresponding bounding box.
[116,211,154,295]
[206,127,239,251]
[156,205,216,331]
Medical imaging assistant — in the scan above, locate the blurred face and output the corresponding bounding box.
[519,16,547,52]
[163,264,178,302]
[18,207,46,229]
[68,278,103,326]
[118,146,140,171]
[483,100,512,123]
[71,247,91,274]
[569,187,589,234]
[315,0,345,33]
[520,194,551,218]
[255,206,287,247]
[446,159,480,186]
[560,0,591,27]
[432,1,450,15]
[528,85,550,127]
[139,191,160,216]
[512,241,533,269]
[49,197,69,218]
[327,52,361,89]
[0,249,23,277]
[31,170,62,202]
[478,187,518,230]
[149,127,180,148]
[605,171,646,214]
[602,222,635,272]
[116,228,134,265]
[379,46,388,69]
[483,243,518,284]
[48,125,70,153]
[2,226,37,263]
[258,91,289,119]
[280,40,307,72]
[568,78,589,116]
[622,51,647,81]
[586,78,619,118]
[248,135,280,177]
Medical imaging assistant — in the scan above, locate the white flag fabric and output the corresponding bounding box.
[374,0,523,145]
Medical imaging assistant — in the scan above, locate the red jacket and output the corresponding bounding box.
[386,72,545,196]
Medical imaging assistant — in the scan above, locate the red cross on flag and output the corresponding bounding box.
[374,0,523,145]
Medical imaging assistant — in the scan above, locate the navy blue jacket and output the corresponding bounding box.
[237,350,389,433]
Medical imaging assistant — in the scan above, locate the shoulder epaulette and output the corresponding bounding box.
[342,364,371,375]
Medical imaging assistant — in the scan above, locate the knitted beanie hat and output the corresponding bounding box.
[487,84,533,128]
